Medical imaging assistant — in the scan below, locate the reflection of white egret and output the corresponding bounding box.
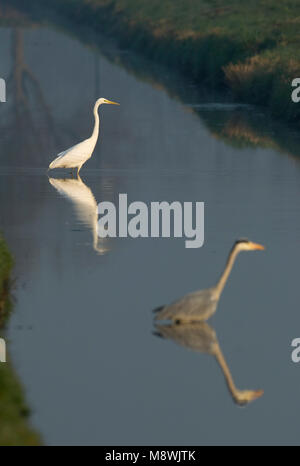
[155,322,263,406]
[49,176,109,255]
[49,98,119,175]
[154,239,265,323]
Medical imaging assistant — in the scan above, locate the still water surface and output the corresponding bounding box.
[0,22,300,445]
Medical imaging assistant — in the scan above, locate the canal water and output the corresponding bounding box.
[0,17,300,445]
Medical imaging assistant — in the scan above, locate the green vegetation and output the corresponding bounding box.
[31,0,300,122]
[0,236,40,446]
[0,237,13,328]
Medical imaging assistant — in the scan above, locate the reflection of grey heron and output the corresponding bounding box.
[154,239,265,323]
[49,98,119,175]
[155,321,263,405]
[49,176,109,255]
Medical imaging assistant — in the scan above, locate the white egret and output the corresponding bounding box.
[49,98,119,175]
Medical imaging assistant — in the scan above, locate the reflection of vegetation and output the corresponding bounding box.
[6,0,300,124]
[0,5,34,28]
[0,236,40,446]
[198,107,300,158]
[215,107,290,154]
[0,26,60,166]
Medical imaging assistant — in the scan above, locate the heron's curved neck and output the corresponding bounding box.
[215,244,240,298]
[214,345,237,400]
[91,101,101,141]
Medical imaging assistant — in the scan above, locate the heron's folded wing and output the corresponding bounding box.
[155,289,216,321]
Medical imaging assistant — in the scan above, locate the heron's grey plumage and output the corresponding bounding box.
[155,321,217,354]
[154,288,218,323]
[153,239,265,323]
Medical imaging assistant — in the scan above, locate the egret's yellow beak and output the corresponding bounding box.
[106,99,120,105]
[249,242,265,250]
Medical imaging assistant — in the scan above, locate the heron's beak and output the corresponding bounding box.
[252,389,264,399]
[106,100,120,105]
[236,389,264,405]
[249,242,265,250]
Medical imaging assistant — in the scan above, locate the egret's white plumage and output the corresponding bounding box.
[49,97,119,174]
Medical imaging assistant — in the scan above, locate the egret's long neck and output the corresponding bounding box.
[215,244,240,298]
[91,102,100,142]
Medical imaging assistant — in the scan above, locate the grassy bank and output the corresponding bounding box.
[13,0,300,123]
[0,236,40,446]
